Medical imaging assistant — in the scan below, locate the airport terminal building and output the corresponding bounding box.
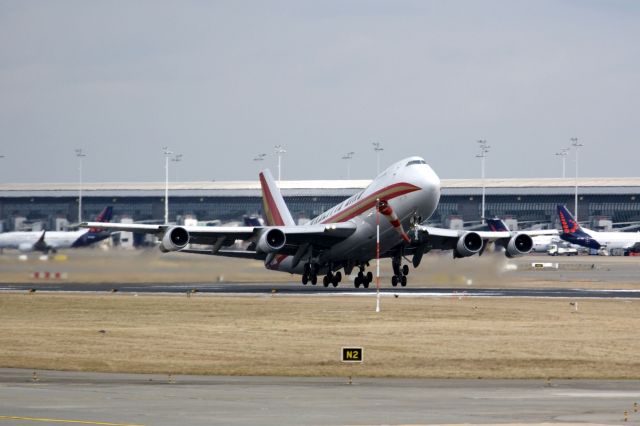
[1,178,640,232]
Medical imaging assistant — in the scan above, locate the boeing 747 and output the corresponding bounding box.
[82,158,534,287]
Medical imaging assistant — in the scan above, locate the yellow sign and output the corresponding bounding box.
[341,347,363,363]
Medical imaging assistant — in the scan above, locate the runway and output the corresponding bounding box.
[2,281,640,298]
[1,369,638,425]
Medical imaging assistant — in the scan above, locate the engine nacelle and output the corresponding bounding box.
[159,226,190,252]
[505,234,533,258]
[454,232,483,258]
[256,228,286,253]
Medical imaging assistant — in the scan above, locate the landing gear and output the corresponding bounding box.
[324,270,342,287]
[303,263,319,286]
[391,257,409,287]
[354,265,373,289]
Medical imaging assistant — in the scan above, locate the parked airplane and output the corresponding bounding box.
[557,205,640,253]
[486,218,559,253]
[82,157,534,288]
[0,207,113,253]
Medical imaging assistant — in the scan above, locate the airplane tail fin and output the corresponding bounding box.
[95,206,113,223]
[557,205,583,235]
[89,206,113,233]
[259,170,295,226]
[486,218,509,232]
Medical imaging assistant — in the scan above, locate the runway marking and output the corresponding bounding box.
[0,416,144,426]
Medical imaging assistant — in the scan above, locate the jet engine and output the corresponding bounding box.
[159,226,190,252]
[505,234,533,258]
[256,228,286,253]
[454,232,483,258]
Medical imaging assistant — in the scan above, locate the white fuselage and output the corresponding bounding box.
[582,228,640,250]
[270,157,441,274]
[531,235,560,252]
[0,230,88,252]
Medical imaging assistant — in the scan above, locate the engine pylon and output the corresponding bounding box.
[377,200,411,243]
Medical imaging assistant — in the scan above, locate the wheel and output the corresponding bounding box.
[363,280,370,289]
[335,271,342,282]
[323,275,330,287]
[301,274,308,285]
[400,275,407,287]
[332,280,338,287]
[357,271,364,281]
[354,276,361,288]
[402,264,409,276]
[311,275,317,285]
[391,275,398,287]
[366,271,373,282]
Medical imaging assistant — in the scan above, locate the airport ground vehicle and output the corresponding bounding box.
[547,244,578,256]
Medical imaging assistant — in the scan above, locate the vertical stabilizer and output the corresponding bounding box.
[486,218,509,232]
[557,205,584,235]
[259,170,295,226]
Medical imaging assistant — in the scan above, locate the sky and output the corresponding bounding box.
[1,0,639,183]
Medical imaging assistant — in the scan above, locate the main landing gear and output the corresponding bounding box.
[302,263,342,287]
[323,271,342,287]
[354,265,373,289]
[301,263,318,286]
[391,258,409,287]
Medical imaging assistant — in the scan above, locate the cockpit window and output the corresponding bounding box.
[406,159,426,166]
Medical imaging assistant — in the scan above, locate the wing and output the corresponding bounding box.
[80,221,357,257]
[419,226,512,250]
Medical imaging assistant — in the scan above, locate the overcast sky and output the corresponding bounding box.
[1,1,639,183]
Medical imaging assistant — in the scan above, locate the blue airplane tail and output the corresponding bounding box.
[556,205,600,249]
[486,218,509,232]
[88,206,113,234]
[557,205,584,235]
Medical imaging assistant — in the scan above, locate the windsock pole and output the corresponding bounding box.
[378,200,410,243]
[376,198,381,313]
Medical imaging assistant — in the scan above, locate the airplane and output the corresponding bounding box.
[486,218,559,253]
[557,205,640,254]
[81,157,535,288]
[0,207,113,254]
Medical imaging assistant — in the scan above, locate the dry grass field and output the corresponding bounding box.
[1,293,639,379]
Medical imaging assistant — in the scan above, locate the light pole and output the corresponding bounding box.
[75,149,86,223]
[476,140,490,224]
[162,147,173,225]
[571,137,583,222]
[342,152,355,179]
[555,148,569,178]
[274,145,286,182]
[372,142,383,174]
[171,153,182,182]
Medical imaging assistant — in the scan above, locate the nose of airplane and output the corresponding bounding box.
[401,160,441,213]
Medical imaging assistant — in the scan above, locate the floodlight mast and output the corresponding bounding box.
[162,147,173,225]
[342,151,355,179]
[555,148,569,179]
[372,142,384,175]
[75,149,87,223]
[274,145,286,182]
[571,137,584,222]
[476,140,490,224]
